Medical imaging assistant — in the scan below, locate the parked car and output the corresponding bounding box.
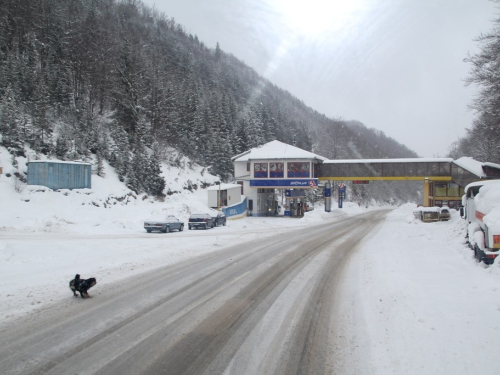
[212,212,226,227]
[439,207,451,221]
[188,213,214,230]
[462,180,500,264]
[144,215,184,233]
[413,206,440,222]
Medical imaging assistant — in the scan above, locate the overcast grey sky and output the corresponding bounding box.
[142,0,497,158]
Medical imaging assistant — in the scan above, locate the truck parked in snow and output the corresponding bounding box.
[461,180,500,264]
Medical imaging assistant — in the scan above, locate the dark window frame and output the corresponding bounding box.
[269,162,284,178]
[254,163,268,178]
[287,162,310,178]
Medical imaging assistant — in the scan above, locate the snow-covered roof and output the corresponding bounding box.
[324,158,453,164]
[453,157,500,178]
[414,206,441,212]
[232,140,327,162]
[207,183,241,191]
[29,160,92,165]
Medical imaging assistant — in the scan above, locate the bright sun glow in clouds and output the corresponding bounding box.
[273,0,365,37]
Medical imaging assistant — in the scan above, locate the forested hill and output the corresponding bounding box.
[0,0,417,196]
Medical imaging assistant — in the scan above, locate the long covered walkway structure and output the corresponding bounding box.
[318,158,500,208]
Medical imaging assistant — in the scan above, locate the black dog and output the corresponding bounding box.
[69,274,97,298]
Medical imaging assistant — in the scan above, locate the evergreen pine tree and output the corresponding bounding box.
[110,123,130,182]
[32,75,53,154]
[112,38,142,148]
[144,152,166,196]
[54,133,70,159]
[96,151,105,177]
[126,152,142,193]
[0,85,24,156]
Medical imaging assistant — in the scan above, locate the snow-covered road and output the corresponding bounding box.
[0,210,390,375]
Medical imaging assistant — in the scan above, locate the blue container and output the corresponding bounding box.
[27,161,92,190]
[284,210,290,216]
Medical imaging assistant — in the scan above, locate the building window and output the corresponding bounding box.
[287,162,310,178]
[448,183,459,197]
[393,164,404,177]
[247,163,250,172]
[254,163,268,178]
[270,162,284,178]
[435,183,447,197]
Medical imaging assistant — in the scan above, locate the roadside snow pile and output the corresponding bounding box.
[334,203,500,375]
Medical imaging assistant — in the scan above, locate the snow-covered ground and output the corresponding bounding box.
[1,146,499,374]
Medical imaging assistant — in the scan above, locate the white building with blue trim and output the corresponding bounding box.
[232,140,327,216]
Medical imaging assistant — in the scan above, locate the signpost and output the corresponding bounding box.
[339,183,346,209]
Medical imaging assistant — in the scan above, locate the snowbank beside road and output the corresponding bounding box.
[334,203,500,375]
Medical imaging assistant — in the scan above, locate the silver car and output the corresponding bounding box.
[144,215,184,233]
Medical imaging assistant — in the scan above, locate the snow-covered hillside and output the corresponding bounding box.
[0,145,222,234]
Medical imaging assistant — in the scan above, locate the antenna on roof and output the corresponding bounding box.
[292,137,296,147]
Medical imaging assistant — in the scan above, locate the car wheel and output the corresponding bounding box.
[475,245,483,263]
[165,226,170,233]
[223,221,226,226]
[146,229,151,233]
[188,225,191,230]
[204,224,208,230]
[179,224,184,232]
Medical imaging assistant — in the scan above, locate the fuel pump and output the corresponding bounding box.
[325,182,331,212]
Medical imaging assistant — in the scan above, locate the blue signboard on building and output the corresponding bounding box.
[250,179,319,188]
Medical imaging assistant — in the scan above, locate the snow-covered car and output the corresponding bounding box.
[413,206,440,222]
[439,207,451,221]
[463,180,500,264]
[144,215,184,233]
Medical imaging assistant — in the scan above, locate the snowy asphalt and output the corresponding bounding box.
[0,210,389,375]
